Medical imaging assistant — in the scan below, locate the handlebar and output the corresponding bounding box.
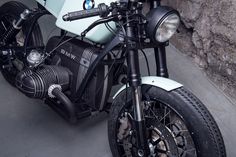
[63,3,110,21]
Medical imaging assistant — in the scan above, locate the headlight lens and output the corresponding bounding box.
[146,7,180,43]
[155,14,180,42]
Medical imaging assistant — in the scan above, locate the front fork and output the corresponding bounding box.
[126,16,149,156]
[154,44,169,78]
[126,1,168,155]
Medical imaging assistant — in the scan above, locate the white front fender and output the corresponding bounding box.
[113,76,183,99]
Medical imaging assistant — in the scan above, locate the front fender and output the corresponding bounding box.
[113,76,183,99]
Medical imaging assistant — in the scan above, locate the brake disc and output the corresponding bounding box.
[148,120,179,157]
[117,112,179,157]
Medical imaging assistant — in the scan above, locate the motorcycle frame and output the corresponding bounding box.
[5,0,168,102]
[1,0,169,154]
[0,2,226,156]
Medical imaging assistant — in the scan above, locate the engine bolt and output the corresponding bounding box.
[138,149,144,157]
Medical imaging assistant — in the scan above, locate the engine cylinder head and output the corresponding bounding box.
[16,66,71,98]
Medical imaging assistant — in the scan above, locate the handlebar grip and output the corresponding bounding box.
[63,3,109,21]
[63,8,100,21]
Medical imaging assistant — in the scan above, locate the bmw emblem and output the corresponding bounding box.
[83,0,95,10]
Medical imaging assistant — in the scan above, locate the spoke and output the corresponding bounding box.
[148,107,159,120]
[159,108,171,125]
[165,118,176,127]
[1,21,7,31]
[164,106,167,125]
[178,147,185,156]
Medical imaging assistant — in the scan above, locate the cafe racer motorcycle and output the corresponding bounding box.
[0,0,226,156]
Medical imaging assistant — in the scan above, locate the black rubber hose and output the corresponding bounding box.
[52,88,77,124]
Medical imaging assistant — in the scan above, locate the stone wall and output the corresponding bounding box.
[162,0,236,100]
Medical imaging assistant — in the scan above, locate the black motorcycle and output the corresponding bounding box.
[0,0,226,156]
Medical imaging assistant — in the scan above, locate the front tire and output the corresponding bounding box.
[108,86,226,157]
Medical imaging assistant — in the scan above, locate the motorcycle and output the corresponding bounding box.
[0,0,226,156]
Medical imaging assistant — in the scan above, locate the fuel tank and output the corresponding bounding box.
[36,0,116,43]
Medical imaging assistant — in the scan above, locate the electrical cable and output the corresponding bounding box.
[38,35,78,65]
[43,27,65,52]
[113,21,129,106]
[140,49,151,76]
[105,23,117,36]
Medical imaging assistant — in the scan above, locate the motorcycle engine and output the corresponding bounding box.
[16,36,113,110]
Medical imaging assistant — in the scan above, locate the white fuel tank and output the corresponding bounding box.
[36,0,117,43]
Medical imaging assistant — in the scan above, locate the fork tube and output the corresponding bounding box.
[154,45,169,78]
[126,13,149,156]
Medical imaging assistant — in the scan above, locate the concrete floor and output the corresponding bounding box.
[0,0,236,157]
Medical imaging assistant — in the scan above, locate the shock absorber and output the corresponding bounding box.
[1,9,32,44]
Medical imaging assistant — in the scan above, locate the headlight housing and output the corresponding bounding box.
[146,6,180,43]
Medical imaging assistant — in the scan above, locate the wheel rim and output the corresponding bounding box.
[115,100,197,157]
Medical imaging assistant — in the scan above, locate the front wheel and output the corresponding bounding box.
[108,86,226,157]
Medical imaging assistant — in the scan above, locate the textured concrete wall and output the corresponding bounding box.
[162,0,236,99]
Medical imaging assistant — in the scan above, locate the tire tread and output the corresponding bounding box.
[174,87,226,157]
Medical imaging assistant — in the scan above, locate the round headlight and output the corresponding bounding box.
[146,7,180,43]
[155,14,180,42]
